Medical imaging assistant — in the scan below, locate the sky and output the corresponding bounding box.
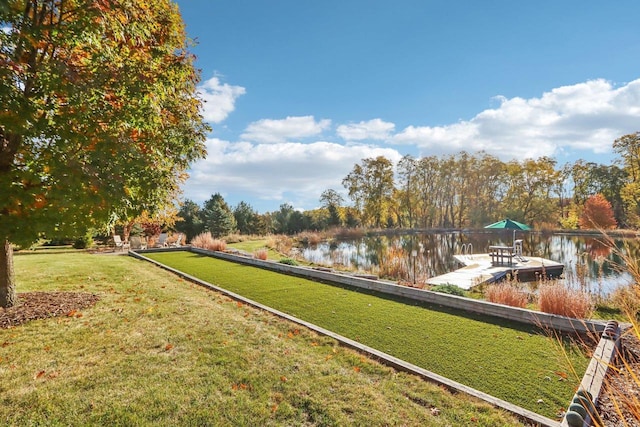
[174,0,640,213]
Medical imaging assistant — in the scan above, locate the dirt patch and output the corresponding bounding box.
[0,292,100,329]
[597,327,640,427]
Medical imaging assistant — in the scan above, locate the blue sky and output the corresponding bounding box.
[175,0,640,213]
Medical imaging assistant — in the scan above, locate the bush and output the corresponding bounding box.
[73,232,94,249]
[296,231,323,246]
[430,283,465,296]
[485,284,528,308]
[191,232,227,252]
[278,258,298,266]
[538,284,593,318]
[253,248,268,260]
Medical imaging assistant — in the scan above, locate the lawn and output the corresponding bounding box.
[145,251,590,420]
[0,252,524,426]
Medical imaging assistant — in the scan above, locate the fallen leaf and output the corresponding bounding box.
[353,366,361,373]
[165,343,174,351]
[271,404,278,413]
[311,342,318,346]
[35,370,46,379]
[280,376,287,382]
[555,371,568,379]
[66,310,77,317]
[430,407,440,416]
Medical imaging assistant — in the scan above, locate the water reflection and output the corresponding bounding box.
[299,232,636,295]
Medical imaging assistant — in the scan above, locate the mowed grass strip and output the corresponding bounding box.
[146,251,589,419]
[0,253,523,426]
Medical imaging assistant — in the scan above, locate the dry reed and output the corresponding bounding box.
[484,283,528,308]
[190,232,227,252]
[253,248,268,260]
[538,284,593,318]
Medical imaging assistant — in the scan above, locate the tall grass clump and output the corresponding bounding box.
[190,232,227,252]
[538,283,593,318]
[332,227,365,240]
[295,231,323,246]
[253,248,268,260]
[266,234,293,255]
[485,283,528,308]
[378,246,409,280]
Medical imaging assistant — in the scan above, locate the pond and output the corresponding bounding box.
[298,231,638,296]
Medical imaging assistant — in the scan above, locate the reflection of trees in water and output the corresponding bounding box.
[299,232,638,294]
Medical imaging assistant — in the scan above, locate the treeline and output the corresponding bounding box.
[176,132,640,238]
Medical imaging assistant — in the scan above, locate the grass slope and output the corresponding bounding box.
[146,251,589,419]
[0,252,523,426]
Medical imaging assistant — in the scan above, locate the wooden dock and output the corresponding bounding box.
[426,254,564,290]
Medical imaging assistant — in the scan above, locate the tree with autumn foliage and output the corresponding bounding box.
[0,0,208,307]
[579,194,617,230]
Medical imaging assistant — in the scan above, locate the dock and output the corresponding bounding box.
[426,254,564,290]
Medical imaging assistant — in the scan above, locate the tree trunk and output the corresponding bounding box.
[0,240,16,308]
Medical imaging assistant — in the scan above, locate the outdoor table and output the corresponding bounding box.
[489,245,513,265]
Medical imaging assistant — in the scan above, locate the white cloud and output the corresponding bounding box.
[185,138,402,209]
[197,76,246,123]
[337,118,395,141]
[241,116,331,143]
[393,78,640,159]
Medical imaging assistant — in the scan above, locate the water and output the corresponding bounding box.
[299,231,638,295]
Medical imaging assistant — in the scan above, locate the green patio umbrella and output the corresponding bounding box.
[484,219,531,248]
[484,219,531,231]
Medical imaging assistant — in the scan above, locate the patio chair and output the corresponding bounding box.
[113,235,130,251]
[513,239,526,262]
[155,233,168,248]
[130,236,148,250]
[169,234,183,247]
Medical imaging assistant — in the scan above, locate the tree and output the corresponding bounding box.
[613,132,640,228]
[319,189,343,227]
[201,194,236,237]
[0,1,208,307]
[176,199,204,242]
[233,201,266,235]
[579,194,617,230]
[342,156,395,228]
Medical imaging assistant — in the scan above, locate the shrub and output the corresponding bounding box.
[73,232,94,249]
[278,258,298,266]
[190,232,227,252]
[254,248,268,260]
[485,284,528,308]
[538,284,593,318]
[430,283,465,296]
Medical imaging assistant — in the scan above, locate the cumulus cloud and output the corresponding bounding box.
[241,116,331,143]
[337,118,395,141]
[393,78,640,159]
[198,76,246,123]
[185,138,402,209]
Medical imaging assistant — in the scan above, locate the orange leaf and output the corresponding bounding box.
[353,366,361,373]
[239,383,248,390]
[555,371,568,379]
[271,404,278,413]
[165,343,174,351]
[66,310,77,317]
[311,342,318,346]
[75,313,83,318]
[280,376,287,382]
[287,332,294,339]
[35,370,46,379]
[236,302,243,308]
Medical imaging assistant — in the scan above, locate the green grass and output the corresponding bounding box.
[227,239,281,260]
[0,252,524,426]
[145,251,590,419]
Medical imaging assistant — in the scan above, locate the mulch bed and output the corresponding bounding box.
[597,327,640,427]
[0,292,100,329]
